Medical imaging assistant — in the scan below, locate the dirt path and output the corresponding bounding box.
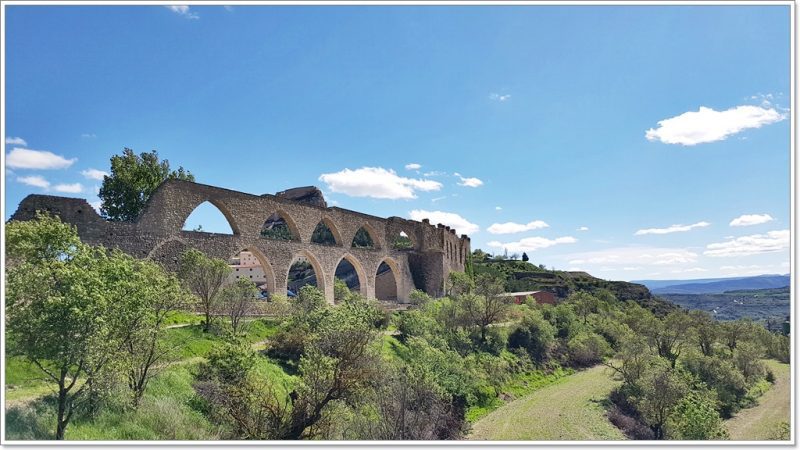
[468,365,624,441]
[726,360,790,440]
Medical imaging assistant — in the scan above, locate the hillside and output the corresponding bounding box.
[659,287,789,322]
[634,275,790,295]
[471,258,676,316]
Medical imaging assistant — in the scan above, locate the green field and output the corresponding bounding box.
[725,360,791,441]
[468,365,624,441]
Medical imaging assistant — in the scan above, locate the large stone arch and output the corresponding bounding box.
[374,256,403,303]
[230,246,277,295]
[310,216,344,247]
[260,208,302,242]
[286,249,330,303]
[179,197,241,235]
[333,252,368,298]
[351,222,382,250]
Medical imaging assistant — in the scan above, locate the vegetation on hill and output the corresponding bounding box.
[4,220,790,441]
[659,287,789,323]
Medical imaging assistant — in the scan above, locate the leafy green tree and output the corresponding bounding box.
[220,278,259,335]
[5,214,159,438]
[566,331,611,367]
[295,284,328,317]
[508,309,556,363]
[521,252,529,262]
[99,148,194,221]
[178,249,231,332]
[689,310,718,356]
[333,278,353,303]
[633,362,689,439]
[668,390,728,440]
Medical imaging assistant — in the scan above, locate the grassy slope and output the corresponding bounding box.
[725,360,791,441]
[468,365,624,441]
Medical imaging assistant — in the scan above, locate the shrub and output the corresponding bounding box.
[566,331,611,367]
[608,405,654,440]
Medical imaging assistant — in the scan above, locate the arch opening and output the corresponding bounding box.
[311,219,340,246]
[261,212,298,241]
[287,253,322,297]
[351,227,375,249]
[334,256,363,303]
[375,260,398,303]
[228,249,275,299]
[391,230,413,250]
[182,201,236,235]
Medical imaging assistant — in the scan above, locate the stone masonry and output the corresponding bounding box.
[10,179,471,304]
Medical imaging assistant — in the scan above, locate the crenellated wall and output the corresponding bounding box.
[9,179,471,304]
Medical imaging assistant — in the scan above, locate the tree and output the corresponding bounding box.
[461,274,510,344]
[99,148,194,221]
[633,362,689,439]
[668,390,728,439]
[178,249,231,332]
[121,259,189,407]
[689,310,718,356]
[220,278,259,335]
[521,252,529,262]
[5,214,156,438]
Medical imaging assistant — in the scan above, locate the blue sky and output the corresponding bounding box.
[3,4,792,281]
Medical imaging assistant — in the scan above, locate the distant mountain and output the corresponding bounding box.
[659,287,789,322]
[633,274,790,295]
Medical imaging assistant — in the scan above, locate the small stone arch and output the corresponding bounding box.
[333,253,368,298]
[229,246,277,295]
[180,198,241,235]
[375,256,401,302]
[351,223,380,249]
[311,216,343,246]
[389,229,416,250]
[261,209,301,242]
[146,236,190,269]
[286,249,327,295]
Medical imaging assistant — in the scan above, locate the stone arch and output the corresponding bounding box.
[375,257,401,302]
[180,198,240,235]
[261,209,301,242]
[333,253,368,298]
[146,236,190,269]
[286,249,327,296]
[229,246,277,295]
[390,229,416,250]
[311,216,343,246]
[351,223,380,249]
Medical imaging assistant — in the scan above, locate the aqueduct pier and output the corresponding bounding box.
[10,179,471,304]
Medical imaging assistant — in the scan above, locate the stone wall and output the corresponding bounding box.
[10,179,471,304]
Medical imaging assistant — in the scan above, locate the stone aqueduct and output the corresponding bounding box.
[10,180,471,304]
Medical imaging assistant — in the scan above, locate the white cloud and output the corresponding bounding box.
[454,172,483,188]
[405,163,421,170]
[489,93,511,102]
[17,175,50,189]
[223,5,234,11]
[495,206,502,211]
[487,236,577,253]
[6,148,76,170]
[704,230,789,257]
[578,226,589,231]
[409,210,479,235]
[80,133,97,139]
[5,136,27,145]
[423,170,446,177]
[645,105,786,146]
[319,167,442,199]
[487,220,549,234]
[53,183,83,194]
[566,247,698,267]
[80,168,108,180]
[164,5,199,19]
[431,196,446,203]
[729,213,774,227]
[635,221,710,236]
[670,267,709,274]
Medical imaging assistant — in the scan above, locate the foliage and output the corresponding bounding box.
[668,390,728,440]
[219,279,259,335]
[99,148,194,221]
[178,249,231,332]
[351,227,374,248]
[508,309,556,363]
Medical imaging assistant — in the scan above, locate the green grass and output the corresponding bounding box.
[725,359,791,441]
[160,318,282,359]
[162,310,202,326]
[466,367,573,423]
[468,365,624,441]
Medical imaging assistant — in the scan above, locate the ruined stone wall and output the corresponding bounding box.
[10,179,470,304]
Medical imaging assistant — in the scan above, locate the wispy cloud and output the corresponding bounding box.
[80,133,97,139]
[704,230,789,257]
[423,170,446,177]
[409,210,479,235]
[729,213,774,227]
[566,246,698,267]
[495,206,502,211]
[6,148,76,170]
[53,183,84,194]
[164,5,199,19]
[319,167,442,200]
[17,175,50,189]
[5,136,27,146]
[487,220,549,235]
[405,163,421,170]
[431,196,446,203]
[577,226,589,231]
[487,236,577,253]
[489,93,511,102]
[81,168,109,181]
[635,221,710,236]
[454,172,483,188]
[645,104,785,145]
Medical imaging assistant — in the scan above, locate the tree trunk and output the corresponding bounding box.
[56,385,68,440]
